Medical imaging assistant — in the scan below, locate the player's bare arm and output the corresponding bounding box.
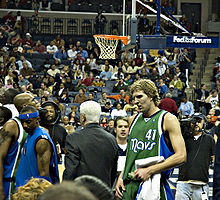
[36,139,51,177]
[0,120,18,200]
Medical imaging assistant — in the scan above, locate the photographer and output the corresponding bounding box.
[176,113,215,200]
[40,101,68,163]
[213,112,220,200]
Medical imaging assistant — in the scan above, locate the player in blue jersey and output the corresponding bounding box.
[0,93,40,200]
[15,105,59,188]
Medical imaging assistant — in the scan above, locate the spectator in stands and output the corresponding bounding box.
[73,69,83,80]
[31,9,40,33]
[92,75,104,87]
[22,32,34,50]
[101,102,112,116]
[133,53,143,67]
[67,45,77,60]
[100,65,112,81]
[121,49,133,63]
[85,41,94,56]
[100,116,108,128]
[4,69,14,85]
[165,84,178,99]
[17,55,32,70]
[33,40,46,54]
[65,76,74,91]
[193,84,209,114]
[94,11,107,34]
[87,53,99,75]
[27,82,38,97]
[53,46,67,63]
[149,68,159,83]
[167,54,178,75]
[11,32,23,47]
[165,1,175,14]
[47,41,58,54]
[112,79,128,93]
[157,78,169,97]
[68,109,80,128]
[13,11,26,34]
[158,92,178,116]
[82,72,92,86]
[3,11,15,27]
[162,68,173,85]
[40,0,51,10]
[138,13,150,35]
[111,103,127,119]
[179,13,190,31]
[92,48,100,61]
[38,82,52,97]
[52,35,65,49]
[175,66,186,83]
[179,48,191,88]
[101,60,113,72]
[123,97,138,113]
[73,52,85,64]
[74,88,88,103]
[112,67,125,81]
[61,116,75,134]
[205,89,219,114]
[134,49,147,64]
[169,74,183,91]
[18,74,29,88]
[0,32,7,49]
[20,62,33,79]
[54,83,68,98]
[108,88,129,103]
[179,95,194,119]
[124,74,133,86]
[47,64,60,77]
[98,92,112,107]
[78,46,88,60]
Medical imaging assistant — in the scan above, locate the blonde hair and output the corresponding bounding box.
[130,79,160,106]
[12,178,52,200]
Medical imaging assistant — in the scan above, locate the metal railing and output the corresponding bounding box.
[26,17,123,36]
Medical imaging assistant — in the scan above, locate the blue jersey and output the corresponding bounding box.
[15,126,59,188]
[3,118,27,200]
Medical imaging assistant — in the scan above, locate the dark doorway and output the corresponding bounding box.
[181,3,201,33]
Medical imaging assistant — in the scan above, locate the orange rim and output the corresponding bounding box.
[93,34,130,45]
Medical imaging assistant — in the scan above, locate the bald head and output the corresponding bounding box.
[14,93,38,112]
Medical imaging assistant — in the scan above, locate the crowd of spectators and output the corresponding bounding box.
[0,7,219,133]
[3,0,177,14]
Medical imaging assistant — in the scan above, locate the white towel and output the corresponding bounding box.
[135,156,164,200]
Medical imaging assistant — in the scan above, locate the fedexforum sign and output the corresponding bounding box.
[173,36,212,44]
[166,35,220,48]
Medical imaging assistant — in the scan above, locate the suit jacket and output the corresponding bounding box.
[63,123,118,187]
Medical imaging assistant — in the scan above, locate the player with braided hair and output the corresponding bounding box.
[115,79,186,200]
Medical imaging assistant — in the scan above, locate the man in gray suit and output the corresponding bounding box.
[63,101,118,187]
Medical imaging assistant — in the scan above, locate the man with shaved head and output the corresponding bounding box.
[0,93,40,200]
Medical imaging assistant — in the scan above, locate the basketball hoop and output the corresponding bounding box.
[93,35,130,59]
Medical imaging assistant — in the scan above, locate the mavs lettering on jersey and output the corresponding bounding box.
[130,129,157,153]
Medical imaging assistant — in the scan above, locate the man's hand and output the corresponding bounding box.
[115,177,125,199]
[133,166,153,182]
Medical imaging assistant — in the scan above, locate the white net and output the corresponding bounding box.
[94,36,119,59]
